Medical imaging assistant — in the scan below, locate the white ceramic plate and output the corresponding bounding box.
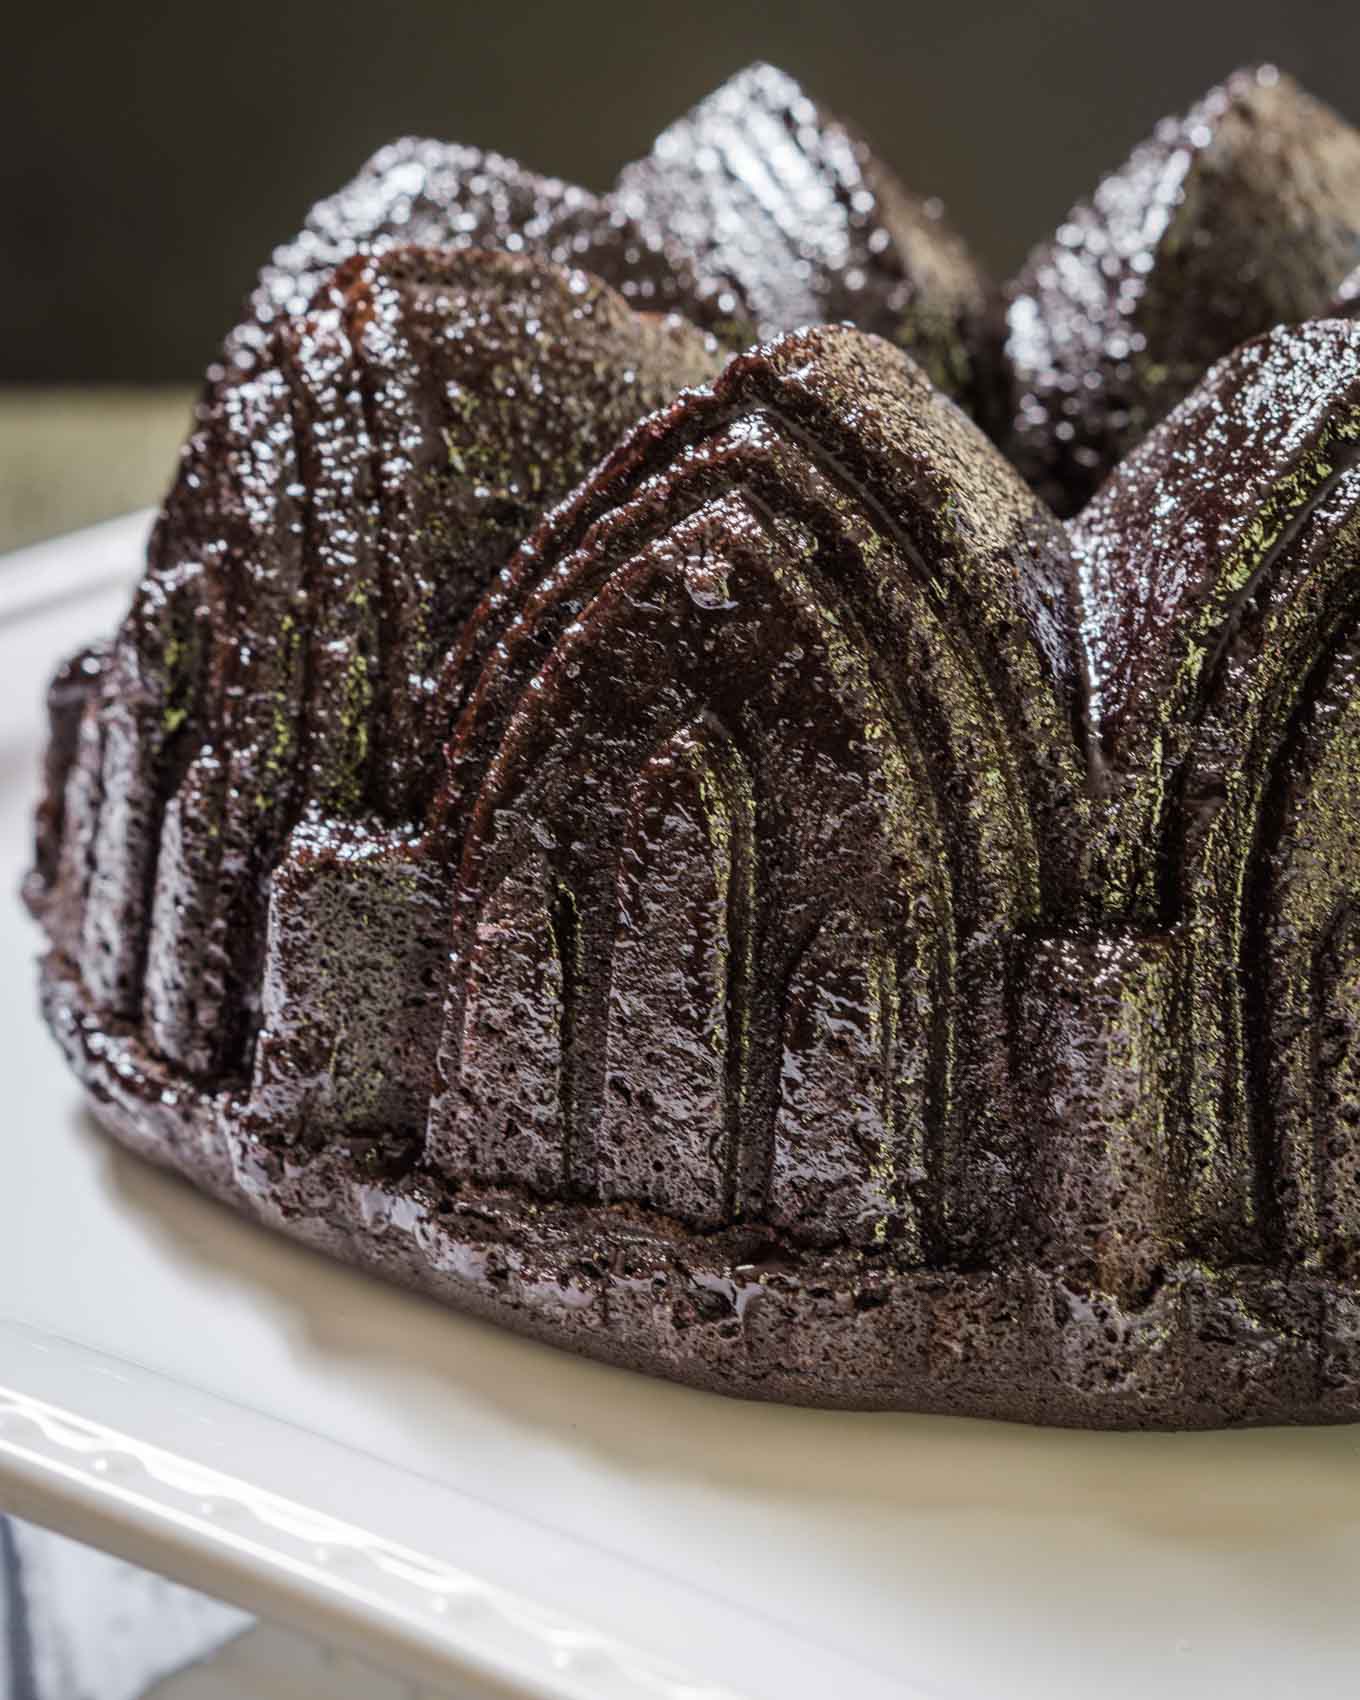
[4,513,1360,1700]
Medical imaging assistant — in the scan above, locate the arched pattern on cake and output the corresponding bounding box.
[72,362,301,1032]
[428,490,946,1243]
[1072,321,1360,1260]
[142,319,375,1075]
[426,324,1086,1257]
[60,251,720,1081]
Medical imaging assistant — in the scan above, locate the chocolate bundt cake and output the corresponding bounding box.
[29,63,1360,1428]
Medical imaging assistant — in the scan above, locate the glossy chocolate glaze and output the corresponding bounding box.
[33,250,721,1080]
[30,68,1360,1428]
[1072,320,1360,1263]
[222,137,720,379]
[612,63,991,403]
[1005,67,1360,514]
[223,65,992,398]
[418,329,1087,1270]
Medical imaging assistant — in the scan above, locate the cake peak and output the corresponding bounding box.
[1004,64,1360,513]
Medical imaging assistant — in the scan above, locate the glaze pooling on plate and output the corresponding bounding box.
[28,62,1360,1428]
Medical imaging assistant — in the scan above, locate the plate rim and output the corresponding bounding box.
[0,1317,753,1700]
[0,506,155,625]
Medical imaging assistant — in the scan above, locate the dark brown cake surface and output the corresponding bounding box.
[222,138,714,377]
[611,62,990,399]
[223,63,992,397]
[30,63,1360,1429]
[1004,66,1360,514]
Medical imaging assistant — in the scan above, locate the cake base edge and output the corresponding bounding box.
[39,951,1360,1431]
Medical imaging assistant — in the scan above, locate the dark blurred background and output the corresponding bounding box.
[9,0,1360,382]
[4,0,1360,544]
